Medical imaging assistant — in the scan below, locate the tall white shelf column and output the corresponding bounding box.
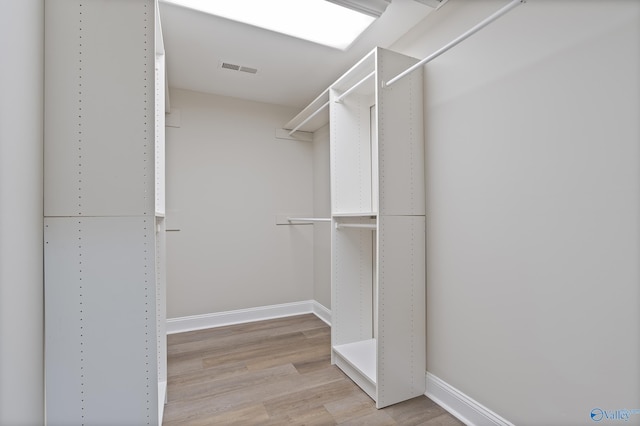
[329,47,426,408]
[285,47,425,408]
[44,0,166,424]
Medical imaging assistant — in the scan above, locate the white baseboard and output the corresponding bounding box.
[426,372,514,426]
[312,301,331,326]
[166,300,331,334]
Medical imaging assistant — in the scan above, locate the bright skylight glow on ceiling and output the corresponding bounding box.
[162,0,376,50]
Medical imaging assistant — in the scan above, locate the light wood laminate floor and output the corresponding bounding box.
[163,314,464,425]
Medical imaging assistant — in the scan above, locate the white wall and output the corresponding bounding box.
[312,124,331,309]
[391,0,640,424]
[165,89,315,318]
[0,0,44,423]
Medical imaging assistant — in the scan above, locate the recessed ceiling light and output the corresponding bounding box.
[161,0,379,50]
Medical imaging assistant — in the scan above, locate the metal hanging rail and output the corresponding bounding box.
[384,0,525,88]
[288,101,330,136]
[287,217,331,223]
[335,223,377,230]
[335,71,376,103]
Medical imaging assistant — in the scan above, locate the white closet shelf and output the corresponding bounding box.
[333,339,377,385]
[333,339,377,382]
[284,89,329,134]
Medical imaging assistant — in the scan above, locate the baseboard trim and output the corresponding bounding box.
[312,301,331,326]
[167,300,331,334]
[426,372,514,426]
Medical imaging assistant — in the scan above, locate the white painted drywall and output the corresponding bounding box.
[0,0,44,423]
[313,124,331,310]
[392,0,640,424]
[165,89,314,318]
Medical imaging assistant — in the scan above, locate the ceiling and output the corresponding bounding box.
[158,0,441,109]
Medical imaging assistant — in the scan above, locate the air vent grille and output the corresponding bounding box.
[220,62,258,74]
[221,62,240,71]
[239,66,258,74]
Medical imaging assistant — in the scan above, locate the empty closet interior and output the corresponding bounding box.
[32,1,640,425]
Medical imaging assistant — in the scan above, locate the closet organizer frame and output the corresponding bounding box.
[329,47,426,408]
[43,0,167,424]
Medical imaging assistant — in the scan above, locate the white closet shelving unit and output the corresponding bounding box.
[329,47,425,408]
[287,46,426,408]
[44,0,167,424]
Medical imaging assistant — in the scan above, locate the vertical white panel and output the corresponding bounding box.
[0,0,44,423]
[43,0,81,214]
[156,217,167,397]
[377,49,425,216]
[45,217,158,426]
[370,105,379,213]
[155,53,166,216]
[44,219,82,422]
[154,2,167,413]
[44,0,164,424]
[377,215,426,407]
[45,0,155,217]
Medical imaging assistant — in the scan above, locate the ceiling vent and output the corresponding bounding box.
[220,62,258,74]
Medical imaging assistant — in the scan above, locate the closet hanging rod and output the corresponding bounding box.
[384,0,525,88]
[335,71,376,103]
[335,223,377,230]
[288,101,330,136]
[288,217,331,223]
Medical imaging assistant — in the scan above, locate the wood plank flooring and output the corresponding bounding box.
[163,314,464,425]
